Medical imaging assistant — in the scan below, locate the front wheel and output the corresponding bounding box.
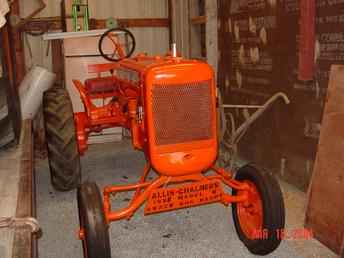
[77,182,111,258]
[232,164,285,255]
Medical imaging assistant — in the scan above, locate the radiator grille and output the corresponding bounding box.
[152,80,213,146]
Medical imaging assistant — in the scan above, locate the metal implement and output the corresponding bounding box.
[218,92,290,169]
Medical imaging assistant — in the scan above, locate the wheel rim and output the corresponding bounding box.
[236,180,263,239]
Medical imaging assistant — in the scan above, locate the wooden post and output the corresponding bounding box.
[51,40,64,85]
[205,0,218,79]
[1,25,22,141]
[11,120,36,258]
[9,0,26,87]
[168,0,174,45]
[189,0,202,59]
[169,0,190,58]
[298,0,315,81]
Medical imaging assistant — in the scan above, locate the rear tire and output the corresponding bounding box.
[43,86,81,191]
[77,182,111,258]
[232,164,285,255]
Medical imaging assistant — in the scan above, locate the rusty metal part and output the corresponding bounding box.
[0,216,40,233]
[218,91,290,169]
[12,0,46,30]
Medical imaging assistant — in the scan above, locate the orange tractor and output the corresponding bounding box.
[43,28,285,258]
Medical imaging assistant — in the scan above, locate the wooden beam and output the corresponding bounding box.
[22,17,62,32]
[1,25,15,85]
[121,18,169,27]
[11,120,36,258]
[12,0,46,30]
[168,0,174,45]
[205,0,218,78]
[9,0,26,86]
[1,24,22,141]
[189,0,203,58]
[191,15,207,25]
[51,40,64,85]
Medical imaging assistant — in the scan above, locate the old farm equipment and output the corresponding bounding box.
[43,28,287,257]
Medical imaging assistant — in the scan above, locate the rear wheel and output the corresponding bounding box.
[43,86,81,191]
[77,182,111,258]
[232,164,285,255]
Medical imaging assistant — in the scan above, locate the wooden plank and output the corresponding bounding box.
[11,120,36,258]
[168,0,173,45]
[9,0,26,87]
[1,26,14,85]
[51,40,64,85]
[170,0,191,58]
[12,0,46,30]
[205,0,218,77]
[305,65,344,256]
[1,25,22,142]
[191,15,207,25]
[188,0,204,59]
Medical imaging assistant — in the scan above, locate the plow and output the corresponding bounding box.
[43,28,287,257]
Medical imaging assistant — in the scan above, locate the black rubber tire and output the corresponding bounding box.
[77,182,111,258]
[99,28,136,62]
[43,86,81,191]
[232,164,285,255]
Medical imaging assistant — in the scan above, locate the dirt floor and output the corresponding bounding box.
[36,141,337,258]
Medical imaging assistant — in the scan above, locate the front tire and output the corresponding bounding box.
[77,182,111,258]
[43,86,81,191]
[232,164,285,255]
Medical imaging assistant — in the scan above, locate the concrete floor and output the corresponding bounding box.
[36,141,338,258]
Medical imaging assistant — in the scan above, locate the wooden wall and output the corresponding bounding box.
[218,0,343,191]
[20,0,169,71]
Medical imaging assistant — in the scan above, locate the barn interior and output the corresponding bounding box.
[0,0,343,258]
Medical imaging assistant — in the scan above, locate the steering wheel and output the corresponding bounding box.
[98,28,136,62]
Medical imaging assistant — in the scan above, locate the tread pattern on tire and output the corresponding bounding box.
[43,86,81,191]
[232,164,285,255]
[77,182,111,258]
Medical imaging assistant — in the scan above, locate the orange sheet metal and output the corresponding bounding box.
[144,179,224,215]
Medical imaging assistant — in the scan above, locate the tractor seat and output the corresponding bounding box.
[85,76,117,94]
